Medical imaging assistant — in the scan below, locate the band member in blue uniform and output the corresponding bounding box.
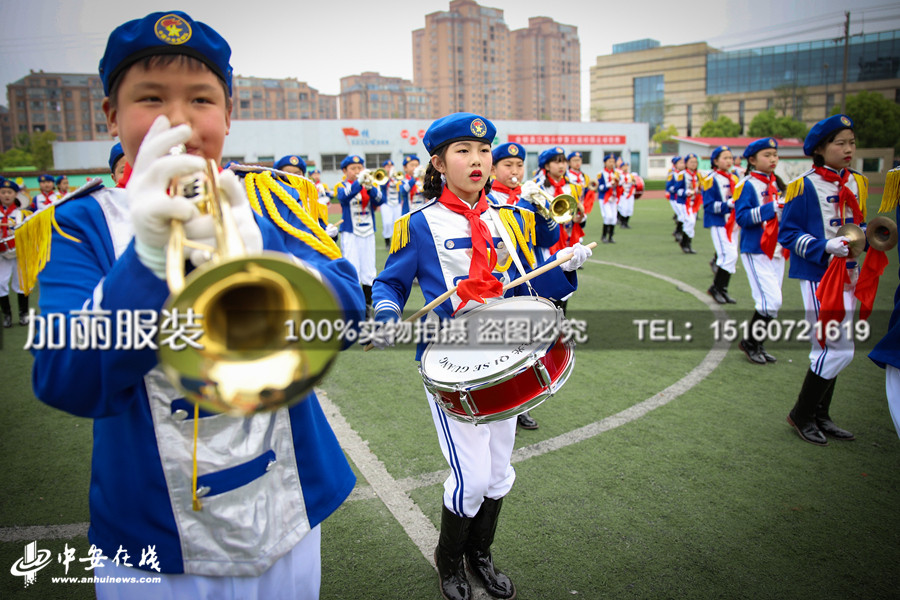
[109,142,127,185]
[735,138,786,365]
[371,113,590,600]
[780,115,867,445]
[336,154,384,313]
[380,159,403,249]
[0,178,28,326]
[30,174,60,211]
[667,156,685,243]
[28,12,365,599]
[703,146,739,304]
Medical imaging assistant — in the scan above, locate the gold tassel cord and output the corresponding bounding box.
[498,208,536,270]
[244,172,341,260]
[881,168,900,214]
[191,403,202,512]
[390,214,411,254]
[14,207,81,295]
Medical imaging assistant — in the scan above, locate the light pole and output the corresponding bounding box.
[823,63,830,118]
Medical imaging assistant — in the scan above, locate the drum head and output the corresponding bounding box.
[420,296,561,387]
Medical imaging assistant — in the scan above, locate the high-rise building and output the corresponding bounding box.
[511,17,580,121]
[7,71,110,143]
[412,0,579,121]
[590,30,900,136]
[232,76,335,120]
[0,106,13,153]
[340,72,432,119]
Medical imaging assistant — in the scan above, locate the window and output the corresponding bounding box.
[320,154,345,171]
[366,153,392,168]
[633,75,665,135]
[240,100,250,109]
[95,123,108,133]
[862,157,882,172]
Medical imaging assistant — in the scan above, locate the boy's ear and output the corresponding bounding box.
[103,98,118,139]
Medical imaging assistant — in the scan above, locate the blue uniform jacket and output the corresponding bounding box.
[337,180,384,235]
[30,185,363,575]
[703,170,736,229]
[735,172,779,255]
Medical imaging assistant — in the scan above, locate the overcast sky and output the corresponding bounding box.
[1,0,898,120]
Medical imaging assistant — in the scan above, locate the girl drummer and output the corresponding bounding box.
[370,112,590,600]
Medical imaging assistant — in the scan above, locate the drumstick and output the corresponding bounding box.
[364,241,597,351]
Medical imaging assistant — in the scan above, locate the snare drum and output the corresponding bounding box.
[419,296,575,425]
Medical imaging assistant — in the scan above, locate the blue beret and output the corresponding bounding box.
[38,174,54,183]
[804,114,853,157]
[341,155,365,169]
[671,156,682,165]
[492,143,526,163]
[109,142,125,173]
[274,155,307,174]
[55,175,67,185]
[307,167,320,174]
[99,11,233,96]
[683,153,699,163]
[382,159,394,168]
[423,112,496,156]
[538,147,567,168]
[567,151,582,160]
[0,178,20,192]
[402,155,420,166]
[603,154,616,163]
[742,138,778,158]
[710,145,731,163]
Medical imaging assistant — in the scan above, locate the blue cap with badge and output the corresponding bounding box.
[567,151,582,160]
[423,112,496,156]
[109,142,125,173]
[710,145,731,163]
[99,11,233,96]
[493,143,525,163]
[804,114,853,157]
[402,155,420,166]
[274,155,307,174]
[743,138,778,158]
[538,147,566,168]
[671,156,682,165]
[341,155,365,170]
[38,174,54,183]
[55,175,68,185]
[1,178,20,193]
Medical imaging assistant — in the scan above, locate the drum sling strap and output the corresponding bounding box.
[488,208,537,297]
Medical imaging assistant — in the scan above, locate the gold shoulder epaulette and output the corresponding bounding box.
[390,213,411,254]
[734,181,745,201]
[783,177,805,204]
[497,206,536,269]
[851,172,868,220]
[701,173,713,191]
[880,168,900,213]
[15,206,81,294]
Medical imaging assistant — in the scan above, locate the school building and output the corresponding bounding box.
[590,30,900,137]
[51,119,649,183]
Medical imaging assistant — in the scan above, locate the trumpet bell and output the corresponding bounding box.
[371,168,389,187]
[836,223,867,259]
[866,216,898,253]
[550,194,578,224]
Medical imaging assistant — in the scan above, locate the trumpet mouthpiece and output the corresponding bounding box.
[511,177,518,185]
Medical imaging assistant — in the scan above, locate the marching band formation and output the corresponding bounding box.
[2,9,899,600]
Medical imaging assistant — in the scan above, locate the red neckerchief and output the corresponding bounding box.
[1,204,16,249]
[117,162,133,188]
[685,169,701,214]
[749,171,788,259]
[437,187,503,314]
[545,172,567,197]
[603,168,618,203]
[813,166,863,226]
[490,181,521,205]
[568,169,584,186]
[358,181,370,212]
[715,169,737,242]
[38,191,55,206]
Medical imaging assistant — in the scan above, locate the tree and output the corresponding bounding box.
[699,115,741,137]
[30,131,56,171]
[0,147,33,170]
[651,124,679,153]
[772,84,810,119]
[0,131,56,170]
[748,109,808,139]
[699,96,721,123]
[835,91,900,152]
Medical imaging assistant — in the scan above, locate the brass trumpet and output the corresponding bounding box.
[835,216,899,259]
[160,158,342,416]
[360,168,388,188]
[523,184,578,225]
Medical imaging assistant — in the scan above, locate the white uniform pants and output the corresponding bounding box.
[340,232,376,286]
[0,254,22,295]
[741,253,784,317]
[618,194,634,218]
[886,365,900,440]
[669,199,679,217]
[427,388,516,518]
[801,274,857,381]
[96,525,321,600]
[381,202,402,241]
[600,199,618,226]
[709,226,738,274]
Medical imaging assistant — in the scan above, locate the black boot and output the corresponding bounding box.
[465,498,516,599]
[707,268,729,304]
[362,284,373,319]
[0,295,11,328]
[384,237,391,249]
[436,506,473,600]
[673,219,683,243]
[681,234,696,254]
[756,312,777,363]
[517,411,538,430]
[710,253,719,275]
[787,369,830,446]
[816,378,855,440]
[719,271,737,304]
[17,293,29,325]
[739,311,767,365]
[607,225,616,243]
[601,225,610,243]
[623,215,631,229]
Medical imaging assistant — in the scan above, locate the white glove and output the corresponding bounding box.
[774,202,784,220]
[182,169,264,267]
[325,223,339,238]
[127,116,206,277]
[825,236,850,258]
[370,318,397,349]
[358,169,372,188]
[521,180,541,202]
[726,199,735,209]
[559,242,592,272]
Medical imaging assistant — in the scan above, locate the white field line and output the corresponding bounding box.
[1,256,729,596]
